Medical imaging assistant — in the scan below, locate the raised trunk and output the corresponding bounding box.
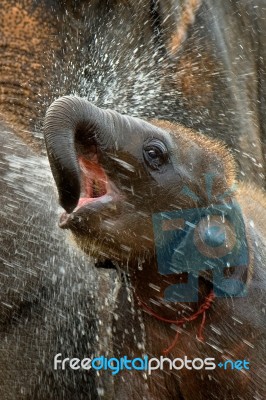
[44,96,120,212]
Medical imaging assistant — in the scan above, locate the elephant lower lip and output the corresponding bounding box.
[59,211,72,229]
[75,196,105,208]
[58,193,116,229]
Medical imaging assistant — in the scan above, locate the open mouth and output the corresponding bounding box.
[59,143,113,228]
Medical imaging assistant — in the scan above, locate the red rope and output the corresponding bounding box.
[135,290,215,355]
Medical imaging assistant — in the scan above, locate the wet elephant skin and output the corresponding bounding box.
[1,1,266,399]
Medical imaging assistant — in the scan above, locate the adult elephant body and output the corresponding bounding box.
[0,122,104,399]
[1,0,266,399]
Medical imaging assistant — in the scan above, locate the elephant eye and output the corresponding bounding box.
[143,139,169,170]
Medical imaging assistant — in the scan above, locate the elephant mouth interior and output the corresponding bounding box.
[58,136,116,229]
[59,148,110,228]
[75,143,110,211]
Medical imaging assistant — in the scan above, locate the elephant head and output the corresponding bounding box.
[44,95,235,266]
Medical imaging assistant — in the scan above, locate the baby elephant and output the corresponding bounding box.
[44,96,266,400]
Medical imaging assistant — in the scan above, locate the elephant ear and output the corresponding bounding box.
[156,0,203,56]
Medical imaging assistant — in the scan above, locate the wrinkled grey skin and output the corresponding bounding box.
[2,0,266,399]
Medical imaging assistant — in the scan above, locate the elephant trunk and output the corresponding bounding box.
[44,96,117,213]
